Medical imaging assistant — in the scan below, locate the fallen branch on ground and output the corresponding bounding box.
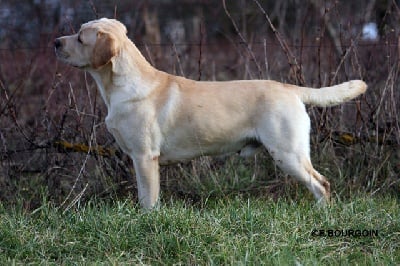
[53,140,116,157]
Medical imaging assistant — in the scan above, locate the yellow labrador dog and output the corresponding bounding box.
[55,18,367,209]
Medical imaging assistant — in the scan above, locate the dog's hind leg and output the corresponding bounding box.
[262,143,330,203]
[270,150,331,203]
[257,101,330,203]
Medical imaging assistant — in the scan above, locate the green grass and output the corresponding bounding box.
[0,195,399,265]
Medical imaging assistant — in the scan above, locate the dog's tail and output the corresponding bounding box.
[295,80,367,107]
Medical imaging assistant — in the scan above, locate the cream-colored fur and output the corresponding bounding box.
[55,18,367,209]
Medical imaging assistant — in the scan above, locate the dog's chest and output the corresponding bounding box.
[104,102,160,155]
[104,104,138,153]
[104,110,128,152]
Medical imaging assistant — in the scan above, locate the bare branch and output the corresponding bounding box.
[223,0,263,79]
[252,0,305,85]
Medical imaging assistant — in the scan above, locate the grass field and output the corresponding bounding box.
[0,194,398,265]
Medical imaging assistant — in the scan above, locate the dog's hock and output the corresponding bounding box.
[92,31,118,69]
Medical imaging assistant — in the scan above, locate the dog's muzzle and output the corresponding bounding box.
[54,38,69,61]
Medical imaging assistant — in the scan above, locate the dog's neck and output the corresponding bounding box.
[88,40,161,109]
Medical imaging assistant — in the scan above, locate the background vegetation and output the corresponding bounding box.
[0,0,398,209]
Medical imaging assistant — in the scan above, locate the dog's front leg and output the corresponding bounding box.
[132,155,160,209]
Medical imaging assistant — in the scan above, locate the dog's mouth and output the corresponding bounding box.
[55,50,88,69]
[55,49,69,61]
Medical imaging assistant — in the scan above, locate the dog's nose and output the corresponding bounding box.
[54,38,62,49]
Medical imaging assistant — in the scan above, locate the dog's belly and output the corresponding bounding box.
[158,138,261,165]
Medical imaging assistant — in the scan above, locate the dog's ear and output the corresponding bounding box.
[92,31,118,69]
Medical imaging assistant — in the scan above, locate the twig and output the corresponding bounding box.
[172,43,185,77]
[89,0,99,19]
[223,0,263,79]
[0,79,14,117]
[331,36,361,83]
[310,0,351,60]
[144,43,156,66]
[60,133,95,209]
[1,78,45,148]
[63,183,88,214]
[263,39,270,79]
[198,20,204,81]
[252,0,305,85]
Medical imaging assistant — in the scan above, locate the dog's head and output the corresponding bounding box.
[55,18,127,69]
